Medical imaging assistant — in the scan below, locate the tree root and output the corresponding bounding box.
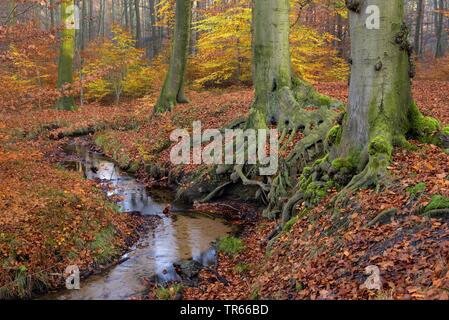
[424,209,449,219]
[199,181,233,203]
[233,165,271,192]
[281,190,304,225]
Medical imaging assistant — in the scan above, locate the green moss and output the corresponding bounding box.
[331,157,356,171]
[217,236,245,256]
[250,287,260,300]
[325,125,342,146]
[409,102,440,137]
[95,132,132,169]
[90,225,118,264]
[283,215,299,232]
[368,136,393,156]
[425,195,449,212]
[442,126,449,136]
[235,263,251,274]
[406,182,426,196]
[155,284,183,300]
[313,154,329,166]
[128,162,140,174]
[302,166,313,175]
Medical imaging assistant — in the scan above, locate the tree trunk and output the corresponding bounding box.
[124,0,129,30]
[248,0,338,130]
[88,0,94,40]
[148,0,157,57]
[129,0,135,34]
[333,0,438,190]
[435,0,447,58]
[414,0,424,58]
[50,0,55,29]
[134,0,142,45]
[80,0,87,49]
[112,0,116,25]
[249,0,292,128]
[56,0,76,110]
[153,0,192,113]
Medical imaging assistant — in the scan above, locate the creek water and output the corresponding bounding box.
[44,144,232,300]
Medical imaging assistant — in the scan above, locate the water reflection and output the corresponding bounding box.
[46,144,232,300]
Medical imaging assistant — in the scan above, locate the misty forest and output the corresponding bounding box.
[1,0,449,300]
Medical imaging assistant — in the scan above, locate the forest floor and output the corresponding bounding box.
[1,80,448,299]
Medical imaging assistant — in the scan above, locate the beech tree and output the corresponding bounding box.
[248,0,340,129]
[331,0,441,191]
[190,0,447,227]
[56,0,76,110]
[153,0,192,113]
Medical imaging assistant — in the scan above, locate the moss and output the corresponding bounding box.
[368,136,393,157]
[217,236,245,256]
[235,263,251,274]
[155,284,183,300]
[250,287,260,300]
[127,162,140,174]
[425,195,449,212]
[302,166,313,175]
[300,178,335,206]
[406,182,426,196]
[331,157,356,171]
[95,132,132,169]
[442,126,449,136]
[90,225,118,265]
[283,215,299,232]
[409,102,440,137]
[313,154,329,166]
[325,125,342,146]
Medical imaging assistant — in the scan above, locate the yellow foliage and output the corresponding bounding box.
[290,26,349,83]
[83,26,151,103]
[189,0,348,88]
[123,66,156,97]
[190,3,252,88]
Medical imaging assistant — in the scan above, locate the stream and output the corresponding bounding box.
[44,144,232,300]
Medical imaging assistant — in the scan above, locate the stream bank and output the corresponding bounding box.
[42,141,237,300]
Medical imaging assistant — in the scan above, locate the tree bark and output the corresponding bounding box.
[248,0,338,129]
[56,0,76,110]
[333,0,437,190]
[88,0,94,40]
[134,0,142,45]
[435,0,447,58]
[153,0,192,113]
[249,0,292,128]
[414,0,424,58]
[50,0,55,29]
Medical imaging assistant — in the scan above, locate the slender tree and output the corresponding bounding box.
[50,0,55,29]
[88,0,94,40]
[134,0,142,45]
[148,0,159,57]
[414,0,424,58]
[435,0,447,58]
[153,0,192,113]
[56,0,76,110]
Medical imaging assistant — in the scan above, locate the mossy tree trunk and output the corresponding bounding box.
[332,0,439,190]
[153,0,192,113]
[249,0,291,128]
[248,0,340,130]
[56,0,76,111]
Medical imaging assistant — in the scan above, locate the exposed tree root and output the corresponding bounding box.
[178,81,344,228]
[199,181,233,203]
